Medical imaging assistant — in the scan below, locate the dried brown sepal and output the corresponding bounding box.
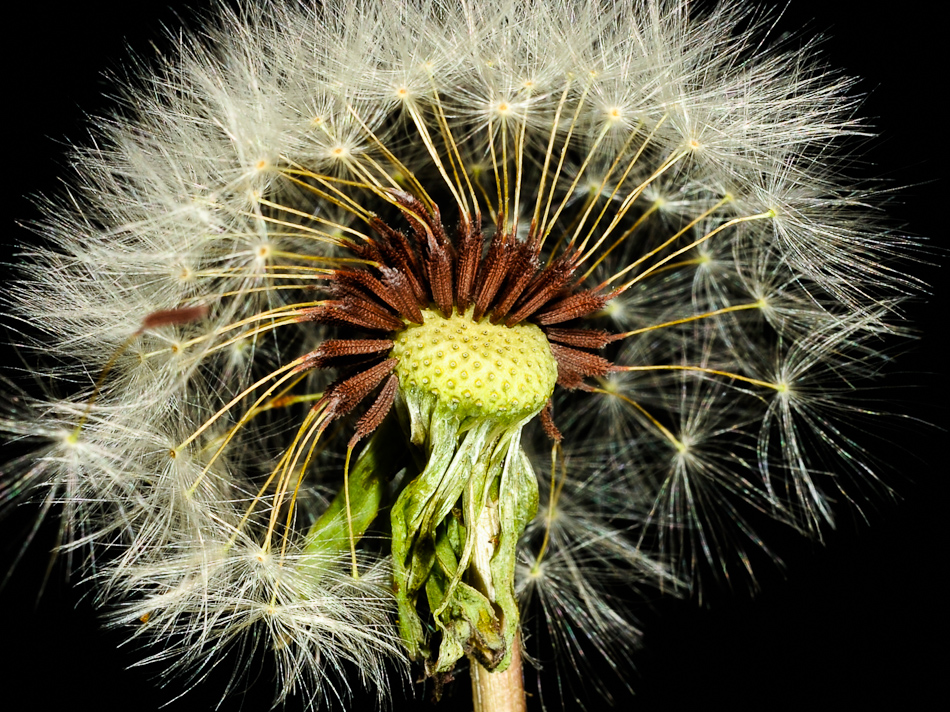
[525,217,541,252]
[549,343,612,390]
[534,290,609,325]
[426,234,455,318]
[335,270,419,323]
[504,252,579,326]
[540,399,562,442]
[370,218,427,302]
[554,370,597,391]
[473,233,513,321]
[395,191,450,253]
[328,272,378,303]
[390,190,435,227]
[301,339,394,370]
[543,327,616,350]
[137,305,208,333]
[490,242,539,323]
[388,189,429,217]
[339,296,405,332]
[301,299,403,332]
[348,238,383,266]
[379,267,425,323]
[322,358,397,421]
[454,223,482,313]
[348,374,399,448]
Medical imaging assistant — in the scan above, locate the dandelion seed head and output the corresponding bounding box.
[2,0,927,708]
[392,308,557,422]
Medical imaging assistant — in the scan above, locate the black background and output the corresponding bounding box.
[2,1,944,710]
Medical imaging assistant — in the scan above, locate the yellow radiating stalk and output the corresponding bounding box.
[531,441,566,573]
[186,363,316,497]
[566,121,644,252]
[267,255,380,268]
[355,152,404,193]
[295,118,402,216]
[199,304,310,339]
[487,113,504,219]
[427,81,480,224]
[251,198,355,246]
[228,400,326,548]
[537,81,594,249]
[70,331,144,435]
[342,155,389,191]
[345,104,439,215]
[591,386,684,451]
[641,257,706,275]
[603,197,732,287]
[198,263,336,277]
[194,270,325,285]
[510,90,532,236]
[473,167,499,224]
[575,149,688,269]
[500,115,511,230]
[258,264,340,274]
[274,164,376,223]
[281,417,331,558]
[574,119,679,261]
[175,356,311,484]
[205,283,323,298]
[247,412,316,547]
[406,100,468,219]
[70,306,211,436]
[544,191,597,260]
[343,153,440,222]
[613,365,783,392]
[616,210,776,291]
[246,388,323,417]
[140,310,314,364]
[614,302,764,340]
[541,121,611,246]
[578,201,661,281]
[264,409,329,551]
[280,166,376,193]
[528,82,572,244]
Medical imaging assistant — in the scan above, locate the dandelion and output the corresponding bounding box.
[1,1,931,710]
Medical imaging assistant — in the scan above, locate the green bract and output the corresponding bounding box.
[388,308,555,673]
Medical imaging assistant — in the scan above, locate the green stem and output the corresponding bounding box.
[304,416,407,563]
[471,632,527,712]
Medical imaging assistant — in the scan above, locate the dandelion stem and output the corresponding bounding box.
[471,632,527,712]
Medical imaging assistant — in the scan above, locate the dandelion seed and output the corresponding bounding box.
[2,1,936,710]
